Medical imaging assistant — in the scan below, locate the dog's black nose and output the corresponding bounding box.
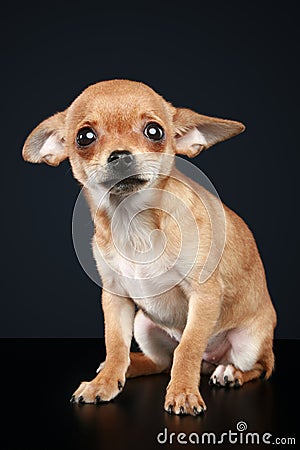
[107,150,134,166]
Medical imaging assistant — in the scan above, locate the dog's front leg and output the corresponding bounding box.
[71,291,135,404]
[165,278,222,415]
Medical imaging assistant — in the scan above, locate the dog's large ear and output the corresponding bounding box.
[173,108,245,158]
[22,110,68,166]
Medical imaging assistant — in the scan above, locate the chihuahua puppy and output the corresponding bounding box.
[22,79,276,415]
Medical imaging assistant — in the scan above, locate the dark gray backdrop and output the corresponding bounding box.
[0,1,298,338]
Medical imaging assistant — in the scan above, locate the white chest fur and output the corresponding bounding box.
[92,189,194,330]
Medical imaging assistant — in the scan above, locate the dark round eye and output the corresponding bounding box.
[76,127,97,147]
[144,122,165,141]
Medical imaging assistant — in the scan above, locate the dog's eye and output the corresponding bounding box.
[144,122,165,141]
[76,127,97,147]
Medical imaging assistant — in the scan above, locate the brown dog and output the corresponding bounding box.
[22,79,276,415]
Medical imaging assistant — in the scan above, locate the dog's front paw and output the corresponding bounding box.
[70,372,125,404]
[164,383,206,416]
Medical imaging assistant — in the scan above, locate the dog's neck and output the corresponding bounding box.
[111,189,161,252]
[87,184,164,254]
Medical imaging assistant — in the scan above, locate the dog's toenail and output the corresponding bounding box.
[78,395,84,403]
[179,406,185,415]
[70,395,75,403]
[260,370,266,379]
[209,378,213,385]
[224,375,230,386]
[193,406,203,415]
[234,379,241,388]
[118,381,123,391]
[95,395,101,404]
[167,405,173,414]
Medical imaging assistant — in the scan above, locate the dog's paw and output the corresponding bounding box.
[70,372,125,404]
[164,383,206,416]
[209,364,242,387]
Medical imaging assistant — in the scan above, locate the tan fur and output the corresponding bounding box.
[22,79,276,415]
[126,352,167,378]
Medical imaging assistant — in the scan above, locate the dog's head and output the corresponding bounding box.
[22,79,245,196]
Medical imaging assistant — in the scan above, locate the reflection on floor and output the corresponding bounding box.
[1,339,297,450]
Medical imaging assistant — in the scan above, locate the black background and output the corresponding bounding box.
[0,1,299,338]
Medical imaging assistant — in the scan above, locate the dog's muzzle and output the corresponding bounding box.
[103,150,149,195]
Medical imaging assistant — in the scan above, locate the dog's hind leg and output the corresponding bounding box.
[209,362,268,387]
[208,325,275,387]
[126,352,170,377]
[126,310,178,378]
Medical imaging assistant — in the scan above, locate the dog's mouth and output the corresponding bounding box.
[102,176,150,195]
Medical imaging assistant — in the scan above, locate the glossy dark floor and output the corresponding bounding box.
[1,339,298,449]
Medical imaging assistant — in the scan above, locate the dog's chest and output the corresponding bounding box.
[94,203,190,328]
[108,229,183,298]
[107,201,184,285]
[115,253,189,330]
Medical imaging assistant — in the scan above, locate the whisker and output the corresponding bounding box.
[64,165,73,177]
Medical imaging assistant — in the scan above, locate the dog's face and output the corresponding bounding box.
[22,79,245,196]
